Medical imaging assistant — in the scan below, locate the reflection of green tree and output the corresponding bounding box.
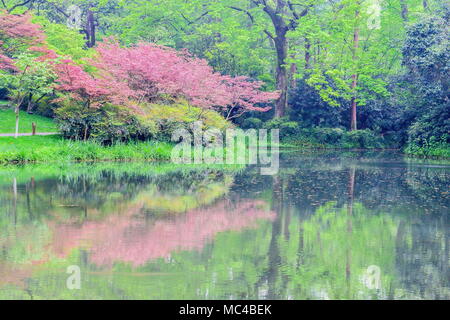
[280,202,398,299]
[0,163,238,223]
[135,174,234,214]
[0,163,239,298]
[0,202,275,300]
[0,196,448,300]
[0,155,448,299]
[404,166,450,213]
[0,200,398,300]
[394,216,449,299]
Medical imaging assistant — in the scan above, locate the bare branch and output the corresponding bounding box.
[227,4,275,41]
[7,0,34,13]
[180,11,209,26]
[288,1,300,20]
[264,29,275,40]
[288,7,310,30]
[43,1,69,18]
[228,6,255,24]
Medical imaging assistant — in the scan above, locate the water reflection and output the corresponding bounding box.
[51,200,274,267]
[0,152,448,299]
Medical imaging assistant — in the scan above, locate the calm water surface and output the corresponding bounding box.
[0,151,448,299]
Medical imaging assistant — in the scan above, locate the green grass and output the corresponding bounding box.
[0,135,174,164]
[0,108,58,134]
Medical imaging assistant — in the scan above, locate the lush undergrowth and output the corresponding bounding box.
[247,119,401,149]
[0,108,58,134]
[1,110,447,166]
[0,135,173,164]
[404,142,450,159]
[278,128,399,150]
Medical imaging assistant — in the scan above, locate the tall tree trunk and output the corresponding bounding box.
[232,0,310,118]
[26,93,34,114]
[14,94,27,138]
[350,11,360,131]
[289,54,297,89]
[86,8,96,48]
[14,100,23,139]
[400,0,409,22]
[83,125,88,141]
[304,37,311,71]
[274,34,288,118]
[15,106,20,139]
[350,94,357,131]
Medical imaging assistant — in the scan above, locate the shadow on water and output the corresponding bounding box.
[0,151,448,299]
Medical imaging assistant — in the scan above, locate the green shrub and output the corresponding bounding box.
[407,111,450,148]
[55,100,231,145]
[34,97,57,118]
[140,100,232,142]
[264,117,300,140]
[341,129,382,149]
[55,103,155,144]
[310,128,345,145]
[241,117,263,129]
[405,136,450,158]
[262,120,385,149]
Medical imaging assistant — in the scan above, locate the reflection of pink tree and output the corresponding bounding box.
[51,200,275,267]
[0,263,33,289]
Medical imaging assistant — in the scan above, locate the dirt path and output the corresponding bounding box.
[0,132,59,137]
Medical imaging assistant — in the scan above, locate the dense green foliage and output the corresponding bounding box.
[55,103,155,143]
[54,100,231,144]
[401,15,449,155]
[0,0,449,157]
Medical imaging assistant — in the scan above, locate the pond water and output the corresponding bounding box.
[0,151,448,300]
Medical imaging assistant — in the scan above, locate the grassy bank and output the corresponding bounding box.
[0,135,173,164]
[0,134,283,165]
[0,108,58,134]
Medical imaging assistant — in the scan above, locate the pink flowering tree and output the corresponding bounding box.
[0,11,55,137]
[0,10,47,74]
[0,50,16,71]
[54,58,138,108]
[0,10,45,56]
[89,40,279,117]
[54,60,113,108]
[221,76,280,120]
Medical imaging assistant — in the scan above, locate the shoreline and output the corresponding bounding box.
[1,148,448,167]
[1,134,449,166]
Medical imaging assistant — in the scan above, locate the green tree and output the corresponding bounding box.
[32,15,90,62]
[103,0,322,118]
[0,53,56,137]
[402,11,449,149]
[291,0,397,131]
